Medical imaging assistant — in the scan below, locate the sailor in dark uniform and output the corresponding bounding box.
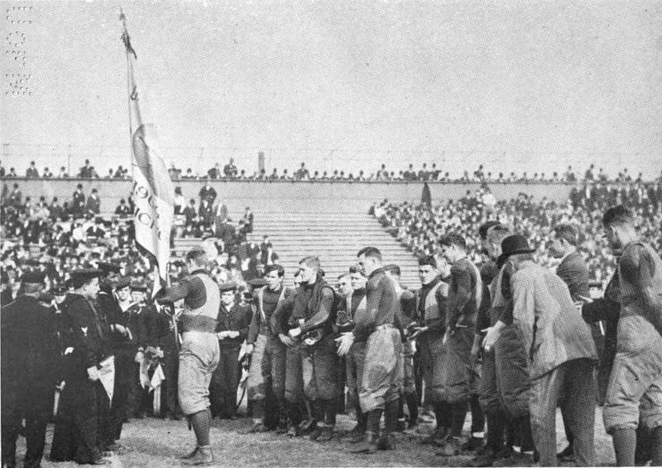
[1,271,60,468]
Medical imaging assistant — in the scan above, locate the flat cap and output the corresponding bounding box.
[115,277,132,290]
[130,281,148,292]
[247,278,268,288]
[71,268,103,283]
[21,270,46,284]
[219,282,238,292]
[52,285,68,295]
[98,262,121,275]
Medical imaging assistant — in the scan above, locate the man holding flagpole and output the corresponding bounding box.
[156,247,221,465]
[121,11,222,465]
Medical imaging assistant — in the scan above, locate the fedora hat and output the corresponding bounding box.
[498,234,535,265]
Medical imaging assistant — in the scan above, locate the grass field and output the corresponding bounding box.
[15,407,617,467]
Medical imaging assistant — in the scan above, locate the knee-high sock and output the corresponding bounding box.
[650,426,662,466]
[406,392,419,423]
[287,400,303,426]
[450,402,468,438]
[252,399,265,420]
[384,400,399,435]
[469,394,485,435]
[485,411,505,451]
[190,409,211,447]
[367,409,383,435]
[516,416,535,453]
[505,417,516,447]
[322,399,337,426]
[612,428,636,467]
[435,403,453,431]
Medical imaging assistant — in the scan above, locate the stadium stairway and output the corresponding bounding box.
[172,211,421,288]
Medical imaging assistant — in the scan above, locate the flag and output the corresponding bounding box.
[121,11,174,297]
[98,356,116,404]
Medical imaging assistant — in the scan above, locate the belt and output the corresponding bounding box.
[180,314,217,333]
[374,323,394,332]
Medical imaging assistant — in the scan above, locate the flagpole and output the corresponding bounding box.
[120,8,135,181]
[119,7,175,300]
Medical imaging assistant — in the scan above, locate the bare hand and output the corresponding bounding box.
[87,366,100,381]
[245,343,255,354]
[279,334,294,347]
[335,332,355,357]
[289,327,302,338]
[481,327,500,352]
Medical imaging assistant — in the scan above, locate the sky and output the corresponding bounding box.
[2,0,662,178]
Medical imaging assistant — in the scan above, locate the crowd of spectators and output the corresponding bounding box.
[373,180,662,283]
[4,158,662,184]
[0,181,279,304]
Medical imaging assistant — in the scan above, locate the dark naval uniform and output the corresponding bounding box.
[1,294,60,468]
[50,292,111,464]
[210,297,253,418]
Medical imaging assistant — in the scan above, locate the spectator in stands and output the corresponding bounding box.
[564,165,576,183]
[43,167,53,178]
[280,169,290,180]
[182,168,196,179]
[269,168,279,180]
[6,167,17,178]
[213,201,228,234]
[418,163,430,181]
[78,159,98,178]
[199,180,217,204]
[402,164,414,181]
[8,183,22,209]
[113,165,127,179]
[198,197,215,230]
[86,188,101,216]
[0,161,4,177]
[70,183,86,219]
[57,166,69,178]
[243,207,254,233]
[223,158,238,179]
[168,164,182,180]
[172,187,185,215]
[295,163,310,181]
[430,163,440,181]
[25,161,39,178]
[115,198,131,218]
[183,199,197,227]
[375,164,389,180]
[49,197,65,222]
[208,163,222,180]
